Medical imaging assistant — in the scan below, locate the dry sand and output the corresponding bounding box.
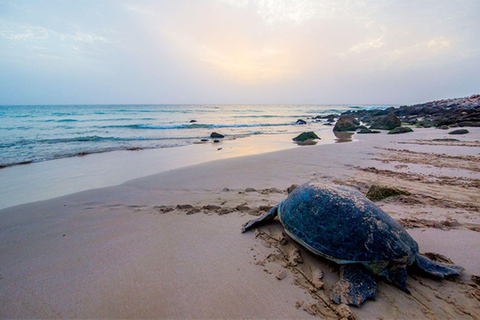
[1,127,480,319]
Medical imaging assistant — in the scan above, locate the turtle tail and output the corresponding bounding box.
[241,205,278,233]
[415,254,464,278]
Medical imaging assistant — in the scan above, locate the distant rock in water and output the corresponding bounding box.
[388,127,413,134]
[295,119,307,125]
[314,114,336,122]
[333,115,359,132]
[357,128,380,134]
[370,113,401,130]
[210,132,225,138]
[449,129,469,135]
[190,120,197,123]
[292,131,320,142]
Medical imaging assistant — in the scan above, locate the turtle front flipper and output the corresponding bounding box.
[241,205,278,233]
[415,254,464,278]
[331,265,377,307]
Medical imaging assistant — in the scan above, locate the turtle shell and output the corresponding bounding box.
[278,182,418,266]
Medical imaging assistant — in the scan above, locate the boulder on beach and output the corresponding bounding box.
[333,115,359,132]
[449,129,469,135]
[366,185,410,202]
[357,128,381,134]
[210,132,225,139]
[292,131,320,142]
[370,113,401,130]
[295,119,307,125]
[388,126,413,134]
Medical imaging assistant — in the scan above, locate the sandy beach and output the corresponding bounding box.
[1,127,480,319]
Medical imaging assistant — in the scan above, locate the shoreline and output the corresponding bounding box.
[1,126,479,318]
[0,129,349,210]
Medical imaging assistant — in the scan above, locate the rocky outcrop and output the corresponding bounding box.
[341,94,480,128]
[295,119,307,125]
[370,113,401,130]
[333,115,359,132]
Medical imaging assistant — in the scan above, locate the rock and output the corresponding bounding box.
[295,119,307,125]
[449,129,469,135]
[213,139,221,143]
[416,121,433,128]
[200,138,209,142]
[210,132,225,138]
[436,125,449,130]
[370,113,401,130]
[357,128,381,134]
[366,185,410,202]
[388,126,413,134]
[333,115,359,132]
[292,131,320,142]
[276,270,287,280]
[341,95,479,130]
[190,120,197,123]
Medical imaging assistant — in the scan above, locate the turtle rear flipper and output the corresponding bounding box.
[241,205,278,233]
[415,254,464,278]
[331,265,377,307]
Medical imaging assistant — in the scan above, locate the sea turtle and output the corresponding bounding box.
[242,182,464,306]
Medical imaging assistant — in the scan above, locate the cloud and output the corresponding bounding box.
[0,20,109,64]
[0,22,106,44]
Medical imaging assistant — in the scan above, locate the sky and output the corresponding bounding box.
[0,0,479,105]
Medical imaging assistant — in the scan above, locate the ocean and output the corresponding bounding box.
[0,104,389,169]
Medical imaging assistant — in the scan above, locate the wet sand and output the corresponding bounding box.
[1,127,479,318]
